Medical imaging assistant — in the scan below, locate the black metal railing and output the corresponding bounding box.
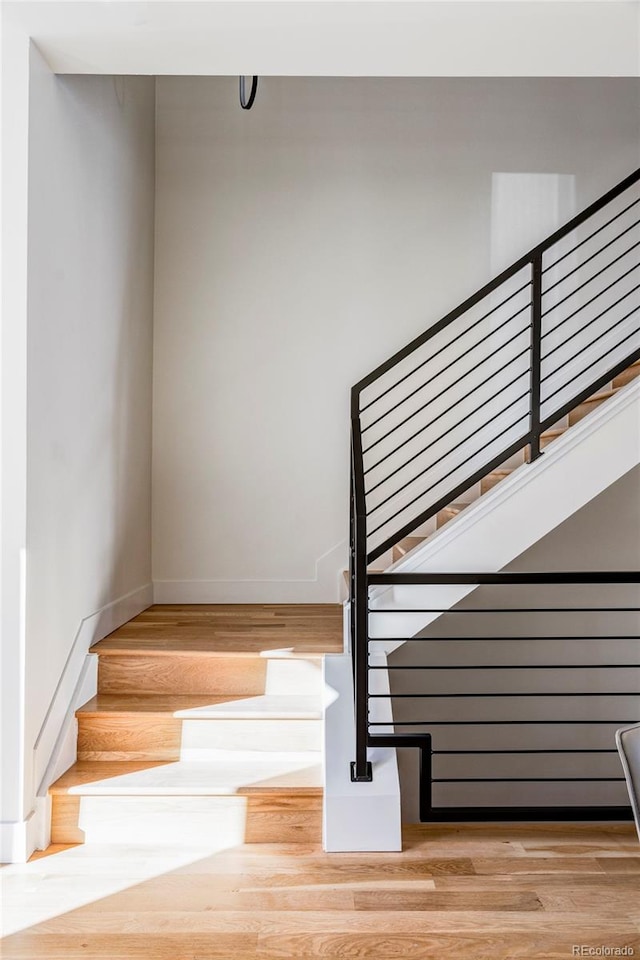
[364,572,640,820]
[349,167,640,809]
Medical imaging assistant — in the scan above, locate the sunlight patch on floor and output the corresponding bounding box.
[0,831,246,937]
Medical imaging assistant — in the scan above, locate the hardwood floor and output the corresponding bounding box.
[2,823,639,958]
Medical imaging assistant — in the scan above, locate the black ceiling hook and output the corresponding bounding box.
[239,76,258,110]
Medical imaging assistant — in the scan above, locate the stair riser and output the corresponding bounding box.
[98,655,268,696]
[480,473,510,495]
[264,658,323,696]
[77,716,322,760]
[613,365,640,388]
[539,432,564,450]
[568,399,605,427]
[50,794,322,845]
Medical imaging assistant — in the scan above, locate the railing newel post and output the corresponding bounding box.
[350,392,373,783]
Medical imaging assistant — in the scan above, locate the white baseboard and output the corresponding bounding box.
[0,810,39,865]
[17,582,154,863]
[154,542,347,604]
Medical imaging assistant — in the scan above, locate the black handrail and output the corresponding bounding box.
[353,167,640,395]
[349,166,640,788]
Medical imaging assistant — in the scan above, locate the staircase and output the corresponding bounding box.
[49,605,342,847]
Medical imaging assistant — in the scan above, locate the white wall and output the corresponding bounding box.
[153,77,640,602]
[2,48,156,858]
[1,14,31,862]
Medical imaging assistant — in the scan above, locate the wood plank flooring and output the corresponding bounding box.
[3,823,639,959]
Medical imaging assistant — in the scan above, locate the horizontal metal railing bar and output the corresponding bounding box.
[358,285,531,416]
[434,749,618,754]
[365,373,529,499]
[368,720,636,726]
[374,689,639,701]
[541,283,640,363]
[368,607,640,613]
[541,307,639,385]
[361,301,531,432]
[367,403,528,528]
[541,261,640,341]
[541,238,640,319]
[368,636,640,643]
[432,777,624,783]
[543,194,640,273]
[364,345,529,475]
[362,320,531,444]
[542,218,640,298]
[538,345,640,430]
[371,664,640,670]
[365,431,525,562]
[366,571,640,585]
[542,324,640,404]
[420,806,633,822]
[352,166,640,396]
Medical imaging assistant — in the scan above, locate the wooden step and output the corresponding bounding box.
[568,389,617,426]
[97,651,325,697]
[612,359,640,388]
[480,469,513,495]
[98,653,269,696]
[436,503,466,530]
[76,694,323,760]
[95,604,341,695]
[342,567,385,589]
[49,760,322,844]
[96,603,343,654]
[539,427,566,450]
[392,536,425,563]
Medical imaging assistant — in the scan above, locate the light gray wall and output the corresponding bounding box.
[22,52,155,820]
[391,464,640,821]
[153,76,640,602]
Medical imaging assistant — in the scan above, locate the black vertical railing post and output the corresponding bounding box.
[529,253,544,461]
[419,738,433,822]
[348,460,356,680]
[350,392,373,783]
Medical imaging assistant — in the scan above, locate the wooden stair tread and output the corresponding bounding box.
[94,603,343,656]
[78,693,323,719]
[79,694,244,714]
[540,428,566,441]
[393,536,425,556]
[49,759,323,796]
[94,639,334,656]
[436,502,466,526]
[581,388,618,404]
